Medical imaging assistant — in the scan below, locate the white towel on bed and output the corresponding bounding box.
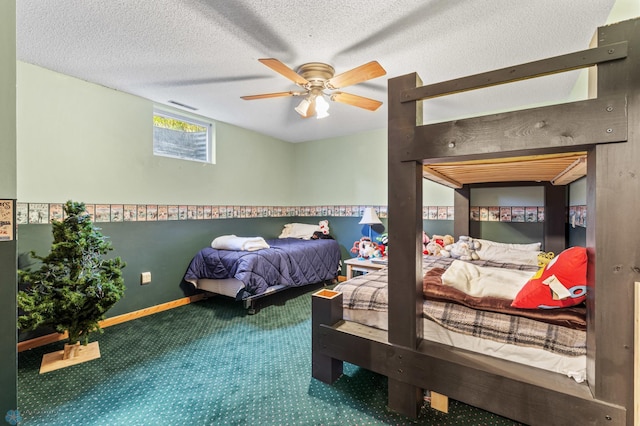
[441,260,534,299]
[211,235,270,251]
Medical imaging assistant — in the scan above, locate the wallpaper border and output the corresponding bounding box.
[16,202,585,227]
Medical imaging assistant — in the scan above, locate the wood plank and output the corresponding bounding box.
[388,378,422,419]
[407,96,627,163]
[453,186,470,238]
[551,156,587,185]
[39,341,101,374]
[422,166,462,188]
[18,294,206,352]
[586,21,640,426]
[543,183,566,254]
[101,294,206,328]
[423,153,587,187]
[311,290,344,384]
[429,392,449,413]
[387,72,424,347]
[386,72,426,418]
[402,41,627,102]
[635,282,640,424]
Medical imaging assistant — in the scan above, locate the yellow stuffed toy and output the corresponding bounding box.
[531,251,555,279]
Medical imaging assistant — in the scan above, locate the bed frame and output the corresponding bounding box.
[195,278,289,314]
[312,17,639,425]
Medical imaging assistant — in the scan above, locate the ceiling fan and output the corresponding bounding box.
[241,58,386,119]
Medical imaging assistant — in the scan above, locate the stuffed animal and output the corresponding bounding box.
[351,237,381,259]
[376,233,388,256]
[441,235,480,261]
[318,220,330,235]
[432,234,455,248]
[531,251,555,279]
[422,231,430,254]
[424,234,454,256]
[350,239,362,255]
[311,220,332,240]
[537,251,555,267]
[425,241,443,256]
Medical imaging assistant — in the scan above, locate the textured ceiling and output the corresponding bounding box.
[17,1,620,143]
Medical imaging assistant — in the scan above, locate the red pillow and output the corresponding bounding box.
[511,247,587,309]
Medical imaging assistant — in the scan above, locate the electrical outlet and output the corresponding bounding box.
[141,272,152,285]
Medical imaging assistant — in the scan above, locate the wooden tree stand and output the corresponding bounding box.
[39,341,101,374]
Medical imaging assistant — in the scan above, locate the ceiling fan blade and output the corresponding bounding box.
[326,61,386,89]
[331,92,383,111]
[258,58,310,86]
[241,91,302,100]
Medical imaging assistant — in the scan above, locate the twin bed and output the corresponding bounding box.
[183,224,341,313]
[313,17,639,426]
[335,252,589,380]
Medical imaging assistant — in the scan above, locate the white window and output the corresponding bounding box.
[153,108,214,163]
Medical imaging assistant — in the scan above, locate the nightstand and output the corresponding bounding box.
[344,257,388,280]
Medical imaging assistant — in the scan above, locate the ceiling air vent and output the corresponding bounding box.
[168,100,198,111]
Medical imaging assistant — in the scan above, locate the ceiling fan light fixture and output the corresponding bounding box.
[315,95,330,119]
[243,58,386,119]
[295,98,312,117]
[316,109,329,119]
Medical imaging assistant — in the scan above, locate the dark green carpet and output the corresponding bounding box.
[18,286,522,425]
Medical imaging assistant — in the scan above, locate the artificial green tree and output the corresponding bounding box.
[18,201,126,348]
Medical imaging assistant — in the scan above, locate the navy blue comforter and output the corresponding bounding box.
[183,238,341,298]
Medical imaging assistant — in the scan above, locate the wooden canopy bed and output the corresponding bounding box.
[312,17,639,425]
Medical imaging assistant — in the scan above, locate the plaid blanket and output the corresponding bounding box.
[335,256,536,312]
[335,269,388,311]
[334,256,586,356]
[424,300,585,356]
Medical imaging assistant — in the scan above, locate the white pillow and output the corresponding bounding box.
[475,239,542,266]
[278,223,320,239]
[475,238,541,252]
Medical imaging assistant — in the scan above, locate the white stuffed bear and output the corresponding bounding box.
[441,236,480,261]
[318,220,330,235]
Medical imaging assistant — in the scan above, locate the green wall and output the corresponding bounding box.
[569,177,587,205]
[293,129,454,206]
[0,9,16,193]
[1,0,17,416]
[17,62,296,206]
[17,217,298,339]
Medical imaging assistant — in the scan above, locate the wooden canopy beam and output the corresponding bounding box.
[405,96,627,163]
[402,41,627,102]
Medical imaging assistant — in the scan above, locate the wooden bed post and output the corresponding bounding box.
[543,182,566,254]
[387,72,424,417]
[586,18,640,426]
[635,281,640,423]
[453,185,470,238]
[311,289,343,383]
